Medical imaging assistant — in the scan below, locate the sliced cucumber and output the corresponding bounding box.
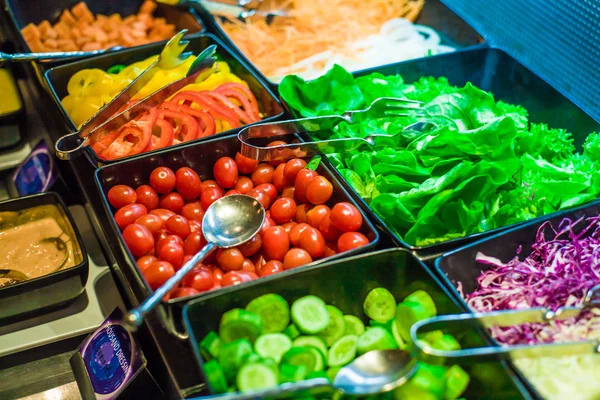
[284,324,301,339]
[420,330,444,344]
[395,301,433,342]
[217,338,253,383]
[392,382,439,400]
[391,319,407,350]
[433,334,461,351]
[199,331,222,360]
[326,367,342,382]
[246,293,291,334]
[236,362,279,391]
[363,287,396,323]
[327,335,358,367]
[293,336,328,358]
[254,333,292,364]
[307,370,331,382]
[317,306,346,346]
[369,319,394,332]
[279,363,308,383]
[219,308,263,344]
[291,296,330,334]
[444,365,470,399]
[281,347,320,374]
[404,290,437,317]
[306,346,325,371]
[343,315,365,337]
[203,359,228,394]
[241,351,261,365]
[411,364,447,398]
[357,326,398,355]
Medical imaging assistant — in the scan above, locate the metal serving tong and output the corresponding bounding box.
[412,284,600,363]
[156,0,290,23]
[54,30,217,160]
[0,48,126,63]
[238,97,428,162]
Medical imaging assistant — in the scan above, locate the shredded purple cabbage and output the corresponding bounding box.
[463,216,600,345]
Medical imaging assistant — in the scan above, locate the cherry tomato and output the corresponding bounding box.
[252,253,266,272]
[295,204,312,224]
[214,157,239,189]
[306,176,333,205]
[154,229,170,243]
[221,271,252,287]
[241,258,255,273]
[157,234,184,253]
[159,192,184,214]
[282,221,297,235]
[238,234,262,257]
[281,186,295,199]
[165,215,190,239]
[183,255,193,265]
[183,266,214,292]
[259,260,284,277]
[338,232,369,252]
[284,159,307,183]
[324,242,338,257]
[299,227,326,258]
[157,242,184,270]
[137,255,158,273]
[254,183,277,201]
[114,203,147,230]
[188,220,202,233]
[201,187,224,210]
[266,141,287,166]
[175,167,202,199]
[273,163,288,192]
[248,188,271,210]
[306,205,330,228]
[123,223,154,257]
[108,185,136,209]
[135,185,159,211]
[251,164,274,185]
[330,202,363,232]
[184,231,207,255]
[262,226,290,261]
[294,169,318,204]
[150,167,176,194]
[217,248,245,271]
[149,208,175,223]
[283,248,312,269]
[144,261,175,290]
[259,217,276,237]
[135,214,163,234]
[235,152,259,174]
[213,267,224,284]
[234,176,254,194]
[270,198,297,224]
[289,223,311,246]
[201,180,221,192]
[225,189,241,196]
[319,213,343,242]
[170,287,200,299]
[181,202,204,221]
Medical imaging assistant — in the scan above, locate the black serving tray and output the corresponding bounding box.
[282,46,600,261]
[435,199,600,399]
[4,0,205,66]
[94,133,380,334]
[0,192,88,322]
[44,33,284,167]
[196,0,484,89]
[184,248,532,399]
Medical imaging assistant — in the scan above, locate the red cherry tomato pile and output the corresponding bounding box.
[106,152,370,300]
[90,83,261,161]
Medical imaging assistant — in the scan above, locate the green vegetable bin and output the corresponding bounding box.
[184,248,533,398]
[279,47,600,260]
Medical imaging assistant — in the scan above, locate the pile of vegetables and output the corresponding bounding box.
[198,288,470,399]
[106,152,371,299]
[279,65,600,246]
[463,216,600,400]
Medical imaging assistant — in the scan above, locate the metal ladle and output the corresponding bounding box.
[122,194,265,332]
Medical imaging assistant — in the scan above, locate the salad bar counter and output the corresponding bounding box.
[0,1,598,400]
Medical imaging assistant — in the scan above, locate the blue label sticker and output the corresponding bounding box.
[12,140,57,196]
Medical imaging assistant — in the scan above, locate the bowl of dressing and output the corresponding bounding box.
[0,192,88,321]
[0,68,24,149]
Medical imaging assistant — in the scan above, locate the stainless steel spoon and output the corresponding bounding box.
[122,194,265,331]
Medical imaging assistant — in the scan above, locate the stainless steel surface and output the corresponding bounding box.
[54,30,193,160]
[123,195,265,331]
[239,119,433,162]
[0,48,124,63]
[412,284,600,362]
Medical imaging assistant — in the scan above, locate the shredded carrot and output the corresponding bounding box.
[219,0,424,78]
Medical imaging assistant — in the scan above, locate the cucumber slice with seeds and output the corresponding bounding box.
[363,288,396,323]
[344,315,365,337]
[219,309,263,344]
[420,330,444,344]
[411,364,447,398]
[317,305,346,346]
[203,359,228,394]
[357,326,398,355]
[291,296,330,334]
[391,318,407,350]
[404,290,437,317]
[218,338,253,383]
[433,334,461,351]
[395,301,432,342]
[279,363,308,383]
[246,294,290,334]
[254,333,292,364]
[327,335,358,367]
[236,362,279,391]
[293,336,328,358]
[369,319,394,332]
[199,331,222,360]
[444,365,470,399]
[284,324,301,339]
[281,347,320,374]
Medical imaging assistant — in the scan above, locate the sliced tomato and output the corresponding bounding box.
[159,102,216,138]
[101,111,156,160]
[169,91,239,129]
[149,117,175,150]
[215,83,260,122]
[158,108,199,142]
